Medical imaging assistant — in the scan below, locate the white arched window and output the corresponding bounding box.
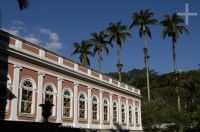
[135,107,139,125]
[44,83,56,116]
[79,92,87,119]
[113,101,118,122]
[103,99,109,121]
[92,96,98,120]
[129,105,133,124]
[121,103,125,123]
[20,78,35,114]
[63,88,73,118]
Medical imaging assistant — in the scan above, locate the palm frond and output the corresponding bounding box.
[18,0,29,11]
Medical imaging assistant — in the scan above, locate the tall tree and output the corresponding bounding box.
[106,21,131,81]
[17,0,29,11]
[89,31,110,72]
[71,40,94,67]
[129,9,158,102]
[160,13,189,111]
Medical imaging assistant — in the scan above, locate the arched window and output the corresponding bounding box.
[121,104,125,123]
[20,78,34,114]
[129,106,133,124]
[45,84,54,104]
[44,83,56,116]
[79,93,86,119]
[63,88,72,118]
[113,101,118,122]
[135,107,139,124]
[103,99,109,121]
[92,96,98,120]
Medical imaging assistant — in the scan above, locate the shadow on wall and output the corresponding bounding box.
[110,123,131,132]
[0,30,16,120]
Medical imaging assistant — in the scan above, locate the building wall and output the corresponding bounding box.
[0,30,142,131]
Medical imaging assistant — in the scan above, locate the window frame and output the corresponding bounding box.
[103,98,109,122]
[19,77,36,114]
[129,105,133,124]
[62,88,73,118]
[113,101,118,122]
[78,92,87,120]
[91,95,99,121]
[121,103,126,123]
[43,83,57,116]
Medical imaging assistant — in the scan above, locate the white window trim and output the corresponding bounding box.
[62,88,73,118]
[43,83,57,116]
[19,77,36,115]
[113,100,118,122]
[135,106,139,125]
[78,91,87,120]
[121,103,126,123]
[91,95,99,121]
[103,98,109,122]
[129,105,133,124]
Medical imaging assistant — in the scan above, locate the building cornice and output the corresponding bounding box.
[0,30,141,98]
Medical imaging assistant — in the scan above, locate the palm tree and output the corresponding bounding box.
[89,31,111,72]
[160,13,189,111]
[17,0,29,11]
[106,21,131,81]
[71,40,94,67]
[129,9,158,102]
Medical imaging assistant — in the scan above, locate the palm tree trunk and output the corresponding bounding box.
[144,34,150,102]
[172,40,181,111]
[117,44,121,81]
[98,51,101,72]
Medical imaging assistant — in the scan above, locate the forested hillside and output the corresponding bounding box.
[107,68,200,131]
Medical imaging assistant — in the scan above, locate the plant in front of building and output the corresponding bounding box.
[39,100,54,123]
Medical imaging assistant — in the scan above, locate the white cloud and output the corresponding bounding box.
[11,20,24,25]
[24,35,40,44]
[2,22,63,52]
[11,26,26,31]
[2,28,20,36]
[44,42,62,51]
[49,32,59,42]
[39,27,62,52]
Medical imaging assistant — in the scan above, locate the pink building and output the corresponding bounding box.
[0,30,142,131]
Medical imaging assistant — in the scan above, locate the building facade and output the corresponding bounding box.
[0,30,142,131]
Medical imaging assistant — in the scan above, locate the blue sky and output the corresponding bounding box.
[1,0,199,74]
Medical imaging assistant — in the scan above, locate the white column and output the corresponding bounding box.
[87,86,92,128]
[10,65,22,120]
[109,93,113,128]
[36,72,45,122]
[39,49,45,59]
[57,77,63,123]
[133,101,136,129]
[139,101,143,130]
[73,82,79,127]
[126,98,129,129]
[15,39,22,50]
[58,57,63,65]
[118,96,121,124]
[99,90,103,128]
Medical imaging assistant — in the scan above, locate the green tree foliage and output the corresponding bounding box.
[107,69,200,131]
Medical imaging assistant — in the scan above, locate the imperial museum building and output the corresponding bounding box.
[0,30,142,131]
